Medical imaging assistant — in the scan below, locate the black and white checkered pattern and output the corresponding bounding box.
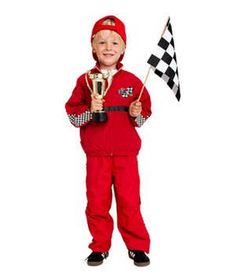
[135,115,146,127]
[68,110,92,127]
[147,18,181,101]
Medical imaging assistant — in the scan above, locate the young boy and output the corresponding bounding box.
[65,15,151,267]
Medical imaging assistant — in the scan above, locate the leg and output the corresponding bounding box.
[86,156,113,252]
[113,156,150,253]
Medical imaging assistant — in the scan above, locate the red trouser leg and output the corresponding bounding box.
[85,156,113,252]
[85,155,150,253]
[113,156,150,253]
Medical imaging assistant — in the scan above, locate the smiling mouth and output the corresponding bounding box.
[103,53,114,56]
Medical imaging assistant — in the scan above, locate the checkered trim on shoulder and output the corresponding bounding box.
[68,110,92,127]
[135,115,147,127]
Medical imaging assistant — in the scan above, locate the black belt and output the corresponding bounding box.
[104,106,129,112]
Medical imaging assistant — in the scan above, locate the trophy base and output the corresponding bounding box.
[92,111,108,123]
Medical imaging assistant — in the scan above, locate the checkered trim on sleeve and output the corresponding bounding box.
[68,110,92,127]
[135,115,147,127]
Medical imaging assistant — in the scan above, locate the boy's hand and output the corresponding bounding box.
[129,101,142,117]
[90,93,104,112]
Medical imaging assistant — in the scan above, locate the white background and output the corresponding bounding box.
[0,0,235,279]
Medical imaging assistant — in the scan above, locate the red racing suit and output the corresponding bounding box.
[65,63,152,252]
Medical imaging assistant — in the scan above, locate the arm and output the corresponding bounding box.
[65,75,92,128]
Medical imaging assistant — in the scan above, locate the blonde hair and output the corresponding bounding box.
[102,18,115,26]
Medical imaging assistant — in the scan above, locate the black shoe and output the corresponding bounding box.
[86,251,109,266]
[128,250,150,267]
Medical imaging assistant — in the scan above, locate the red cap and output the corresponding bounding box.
[91,15,126,44]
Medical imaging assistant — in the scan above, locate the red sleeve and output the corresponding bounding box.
[65,75,92,127]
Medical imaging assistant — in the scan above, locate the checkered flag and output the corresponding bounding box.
[147,18,181,101]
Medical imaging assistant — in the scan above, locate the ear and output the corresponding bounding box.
[122,46,126,54]
[91,41,96,53]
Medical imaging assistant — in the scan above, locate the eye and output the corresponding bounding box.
[98,41,105,45]
[112,41,118,45]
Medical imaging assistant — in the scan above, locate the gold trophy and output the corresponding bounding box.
[89,73,108,122]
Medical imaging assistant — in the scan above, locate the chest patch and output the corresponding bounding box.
[118,87,134,98]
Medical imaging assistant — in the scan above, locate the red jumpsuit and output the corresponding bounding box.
[65,63,151,253]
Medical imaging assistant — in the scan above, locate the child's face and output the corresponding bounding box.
[92,30,126,70]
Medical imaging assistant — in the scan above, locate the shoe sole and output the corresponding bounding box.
[87,260,103,266]
[134,261,150,267]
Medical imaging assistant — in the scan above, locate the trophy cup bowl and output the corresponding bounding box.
[91,73,107,123]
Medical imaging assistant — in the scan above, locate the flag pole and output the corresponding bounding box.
[137,16,170,102]
[137,66,152,102]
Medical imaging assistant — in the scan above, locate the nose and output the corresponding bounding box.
[105,42,112,51]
